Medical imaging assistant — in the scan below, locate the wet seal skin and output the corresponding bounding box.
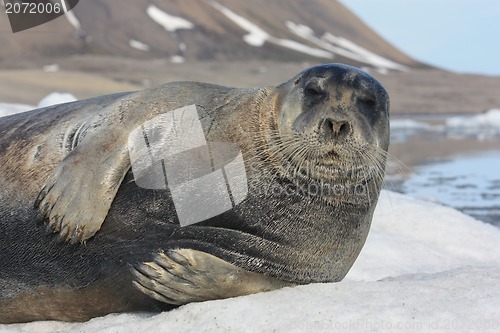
[0,64,390,323]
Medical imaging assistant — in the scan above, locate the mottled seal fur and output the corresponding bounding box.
[0,64,389,323]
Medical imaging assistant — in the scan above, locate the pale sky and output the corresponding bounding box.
[339,0,500,76]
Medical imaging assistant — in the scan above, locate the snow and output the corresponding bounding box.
[347,191,500,280]
[0,102,34,117]
[390,119,436,131]
[1,190,499,332]
[129,39,150,52]
[446,108,500,129]
[209,3,405,70]
[4,266,499,333]
[210,2,333,59]
[389,109,500,142]
[63,7,89,42]
[42,64,60,73]
[445,109,500,140]
[1,97,499,331]
[170,55,186,64]
[0,93,77,118]
[147,5,194,32]
[64,9,82,32]
[267,36,334,59]
[36,92,77,108]
[286,21,407,72]
[322,33,407,71]
[210,1,268,47]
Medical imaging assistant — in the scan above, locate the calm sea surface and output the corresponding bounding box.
[386,112,500,227]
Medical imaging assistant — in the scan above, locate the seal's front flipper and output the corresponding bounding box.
[131,249,292,305]
[35,142,130,243]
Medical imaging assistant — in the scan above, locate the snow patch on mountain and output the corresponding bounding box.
[129,39,150,52]
[63,7,90,42]
[170,55,186,64]
[286,21,406,71]
[323,32,407,71]
[209,2,405,70]
[147,5,194,32]
[211,2,333,59]
[64,8,82,31]
[210,1,268,47]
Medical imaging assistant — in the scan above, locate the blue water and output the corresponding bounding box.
[388,114,500,227]
[400,151,500,226]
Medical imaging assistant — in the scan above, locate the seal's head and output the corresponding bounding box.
[263,63,390,204]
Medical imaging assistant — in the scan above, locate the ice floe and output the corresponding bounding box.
[390,109,500,142]
[1,190,498,332]
[446,108,500,129]
[445,109,500,140]
[390,119,438,131]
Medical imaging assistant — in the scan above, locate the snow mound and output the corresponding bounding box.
[390,119,437,131]
[3,266,499,333]
[446,109,500,129]
[0,93,77,119]
[147,5,194,32]
[0,102,35,118]
[348,190,500,281]
[1,191,499,332]
[127,265,489,333]
[37,93,77,108]
[170,55,186,64]
[389,119,441,142]
[42,64,60,73]
[445,109,500,139]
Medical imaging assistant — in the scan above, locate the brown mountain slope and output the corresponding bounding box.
[0,0,419,69]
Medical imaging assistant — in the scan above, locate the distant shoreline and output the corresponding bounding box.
[1,57,499,115]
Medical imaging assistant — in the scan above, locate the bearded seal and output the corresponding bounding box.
[0,64,389,323]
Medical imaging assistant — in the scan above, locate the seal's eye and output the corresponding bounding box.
[304,82,323,97]
[359,96,377,108]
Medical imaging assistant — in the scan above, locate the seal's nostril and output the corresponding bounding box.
[325,119,350,140]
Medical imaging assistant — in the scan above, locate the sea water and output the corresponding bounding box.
[401,151,500,226]
[387,111,500,227]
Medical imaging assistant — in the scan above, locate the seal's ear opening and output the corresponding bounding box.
[293,75,301,85]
